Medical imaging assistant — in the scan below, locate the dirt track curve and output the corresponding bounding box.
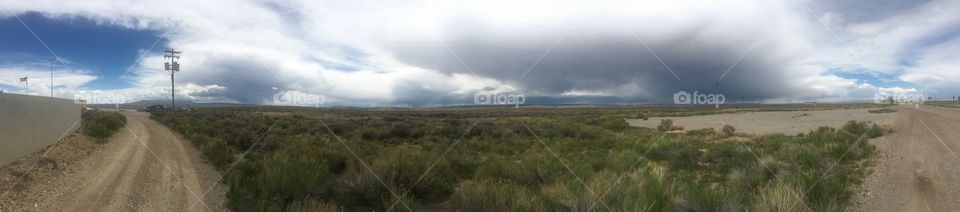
[855,104,960,211]
[3,111,226,211]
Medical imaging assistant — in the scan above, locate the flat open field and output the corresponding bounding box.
[136,104,892,211]
[4,104,929,211]
[628,107,899,135]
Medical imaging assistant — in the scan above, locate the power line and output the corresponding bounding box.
[164,49,182,111]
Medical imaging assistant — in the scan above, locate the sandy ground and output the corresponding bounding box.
[628,108,899,135]
[0,111,227,211]
[629,105,960,210]
[852,104,960,211]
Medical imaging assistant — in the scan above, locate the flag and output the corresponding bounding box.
[19,77,27,82]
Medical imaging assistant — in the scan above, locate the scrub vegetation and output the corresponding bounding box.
[81,110,127,143]
[151,106,889,211]
[867,108,897,114]
[925,100,960,109]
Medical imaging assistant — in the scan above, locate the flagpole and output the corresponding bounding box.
[49,58,54,97]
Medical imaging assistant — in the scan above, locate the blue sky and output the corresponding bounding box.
[1,0,957,106]
[1,12,164,90]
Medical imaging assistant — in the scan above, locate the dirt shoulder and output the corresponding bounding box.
[852,105,960,211]
[628,108,898,135]
[0,111,227,211]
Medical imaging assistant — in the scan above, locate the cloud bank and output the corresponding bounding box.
[3,0,959,106]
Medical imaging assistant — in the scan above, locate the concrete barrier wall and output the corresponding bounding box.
[0,93,81,167]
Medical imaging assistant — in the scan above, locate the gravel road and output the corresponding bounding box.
[853,104,960,211]
[0,111,227,211]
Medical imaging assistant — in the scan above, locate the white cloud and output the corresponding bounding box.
[0,66,97,97]
[2,0,958,105]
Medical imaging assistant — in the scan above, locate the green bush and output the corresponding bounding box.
[867,108,897,114]
[372,144,457,203]
[753,184,809,212]
[448,180,545,211]
[842,120,887,138]
[675,182,741,212]
[226,138,346,210]
[658,119,674,132]
[149,108,879,211]
[81,111,127,142]
[722,124,737,137]
[201,138,234,166]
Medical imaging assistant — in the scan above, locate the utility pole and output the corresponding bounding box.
[164,49,182,111]
[49,58,54,97]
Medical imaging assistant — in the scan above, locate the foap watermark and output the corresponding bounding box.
[673,90,725,105]
[273,90,326,107]
[873,90,926,104]
[474,92,525,106]
[74,93,127,105]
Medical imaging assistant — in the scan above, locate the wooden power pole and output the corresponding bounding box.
[163,49,182,111]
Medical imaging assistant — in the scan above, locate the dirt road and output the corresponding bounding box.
[2,111,226,211]
[627,108,897,135]
[855,104,960,211]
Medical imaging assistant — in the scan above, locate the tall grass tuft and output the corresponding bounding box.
[753,184,810,212]
[448,180,545,211]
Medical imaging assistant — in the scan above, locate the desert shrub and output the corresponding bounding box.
[541,168,674,211]
[578,116,630,131]
[722,124,736,137]
[334,144,457,211]
[657,119,673,132]
[634,112,649,120]
[675,182,741,212]
[685,128,712,136]
[788,169,847,211]
[81,110,127,142]
[867,108,896,114]
[611,168,673,212]
[540,179,597,211]
[448,180,545,211]
[474,158,538,186]
[647,138,703,171]
[841,120,870,137]
[226,138,347,211]
[201,138,234,166]
[150,108,878,211]
[378,144,457,203]
[841,120,889,140]
[753,184,809,212]
[285,199,342,212]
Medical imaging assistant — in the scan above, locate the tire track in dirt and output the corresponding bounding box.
[4,111,227,211]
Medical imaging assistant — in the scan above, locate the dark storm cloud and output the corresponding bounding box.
[177,56,286,104]
[391,80,473,106]
[388,19,808,104]
[8,0,956,106]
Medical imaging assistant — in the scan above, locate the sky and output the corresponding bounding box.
[0,0,958,107]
